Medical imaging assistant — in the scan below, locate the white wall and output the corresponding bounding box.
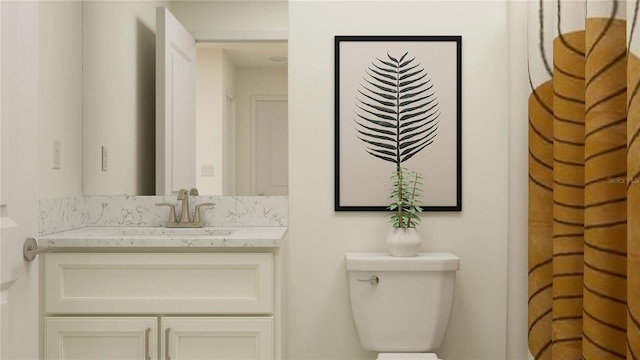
[82,1,168,195]
[195,46,236,195]
[195,46,221,195]
[507,1,530,359]
[287,1,509,359]
[38,1,82,198]
[37,0,165,198]
[235,67,288,195]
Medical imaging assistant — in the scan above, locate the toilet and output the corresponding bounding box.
[345,252,460,360]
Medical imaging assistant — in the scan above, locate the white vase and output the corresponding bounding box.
[386,227,421,257]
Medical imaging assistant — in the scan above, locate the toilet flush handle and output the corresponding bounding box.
[357,275,379,285]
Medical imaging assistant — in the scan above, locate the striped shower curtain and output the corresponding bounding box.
[528,0,640,359]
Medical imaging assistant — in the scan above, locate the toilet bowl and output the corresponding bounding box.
[345,252,459,360]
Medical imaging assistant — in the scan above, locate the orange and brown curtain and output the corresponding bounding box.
[528,0,640,359]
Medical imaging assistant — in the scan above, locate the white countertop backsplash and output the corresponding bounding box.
[39,195,288,245]
[39,195,87,236]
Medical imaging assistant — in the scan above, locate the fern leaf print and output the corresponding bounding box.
[354,52,440,169]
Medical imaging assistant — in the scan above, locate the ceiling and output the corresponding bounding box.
[196,41,288,68]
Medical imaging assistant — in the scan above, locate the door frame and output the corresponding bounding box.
[250,95,287,195]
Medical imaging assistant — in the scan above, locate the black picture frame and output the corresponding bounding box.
[334,35,462,212]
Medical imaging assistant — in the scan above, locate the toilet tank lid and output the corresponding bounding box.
[345,252,460,271]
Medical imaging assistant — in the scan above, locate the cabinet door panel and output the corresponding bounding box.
[44,253,274,314]
[162,317,273,360]
[45,317,157,360]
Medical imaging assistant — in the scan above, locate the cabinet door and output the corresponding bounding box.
[45,317,157,360]
[162,317,273,360]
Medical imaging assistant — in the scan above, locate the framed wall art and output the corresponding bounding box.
[334,35,462,211]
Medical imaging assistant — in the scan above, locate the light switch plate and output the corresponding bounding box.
[102,146,108,171]
[52,140,61,169]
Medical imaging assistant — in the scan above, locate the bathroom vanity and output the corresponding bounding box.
[37,196,288,360]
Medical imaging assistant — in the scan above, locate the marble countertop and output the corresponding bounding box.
[39,226,288,249]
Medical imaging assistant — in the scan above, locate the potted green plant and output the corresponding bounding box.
[387,167,423,256]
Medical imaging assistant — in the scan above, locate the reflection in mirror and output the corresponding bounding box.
[193,41,288,197]
[37,1,288,199]
[158,6,288,196]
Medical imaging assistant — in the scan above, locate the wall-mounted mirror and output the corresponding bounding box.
[38,1,288,199]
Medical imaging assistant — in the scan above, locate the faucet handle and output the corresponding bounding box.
[189,188,199,196]
[193,202,215,227]
[155,203,178,225]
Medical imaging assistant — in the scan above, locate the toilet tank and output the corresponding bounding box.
[345,252,460,353]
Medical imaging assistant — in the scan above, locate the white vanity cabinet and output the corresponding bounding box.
[43,252,281,360]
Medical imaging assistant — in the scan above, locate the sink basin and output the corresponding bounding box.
[112,227,234,237]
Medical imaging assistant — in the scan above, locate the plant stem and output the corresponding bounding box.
[397,168,404,228]
[411,172,418,205]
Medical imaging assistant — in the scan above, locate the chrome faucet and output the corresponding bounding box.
[156,188,215,228]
